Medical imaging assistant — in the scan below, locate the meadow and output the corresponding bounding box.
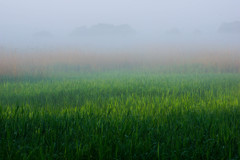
[0,48,240,159]
[0,66,240,160]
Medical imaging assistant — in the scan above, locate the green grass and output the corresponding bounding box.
[0,69,240,159]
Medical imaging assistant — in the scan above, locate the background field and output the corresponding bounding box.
[1,65,240,159]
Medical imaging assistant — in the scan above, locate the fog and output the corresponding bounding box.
[0,0,240,74]
[0,0,239,48]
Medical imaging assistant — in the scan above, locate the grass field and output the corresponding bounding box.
[1,67,240,159]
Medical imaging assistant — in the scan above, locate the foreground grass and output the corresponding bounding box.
[0,70,240,159]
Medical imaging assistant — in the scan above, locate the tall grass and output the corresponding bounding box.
[0,69,240,159]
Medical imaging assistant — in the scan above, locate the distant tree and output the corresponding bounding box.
[70,23,136,37]
[165,28,181,35]
[33,30,53,38]
[218,21,240,34]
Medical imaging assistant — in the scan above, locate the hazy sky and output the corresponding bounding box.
[1,0,239,35]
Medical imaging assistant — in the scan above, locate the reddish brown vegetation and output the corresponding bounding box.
[0,47,240,75]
